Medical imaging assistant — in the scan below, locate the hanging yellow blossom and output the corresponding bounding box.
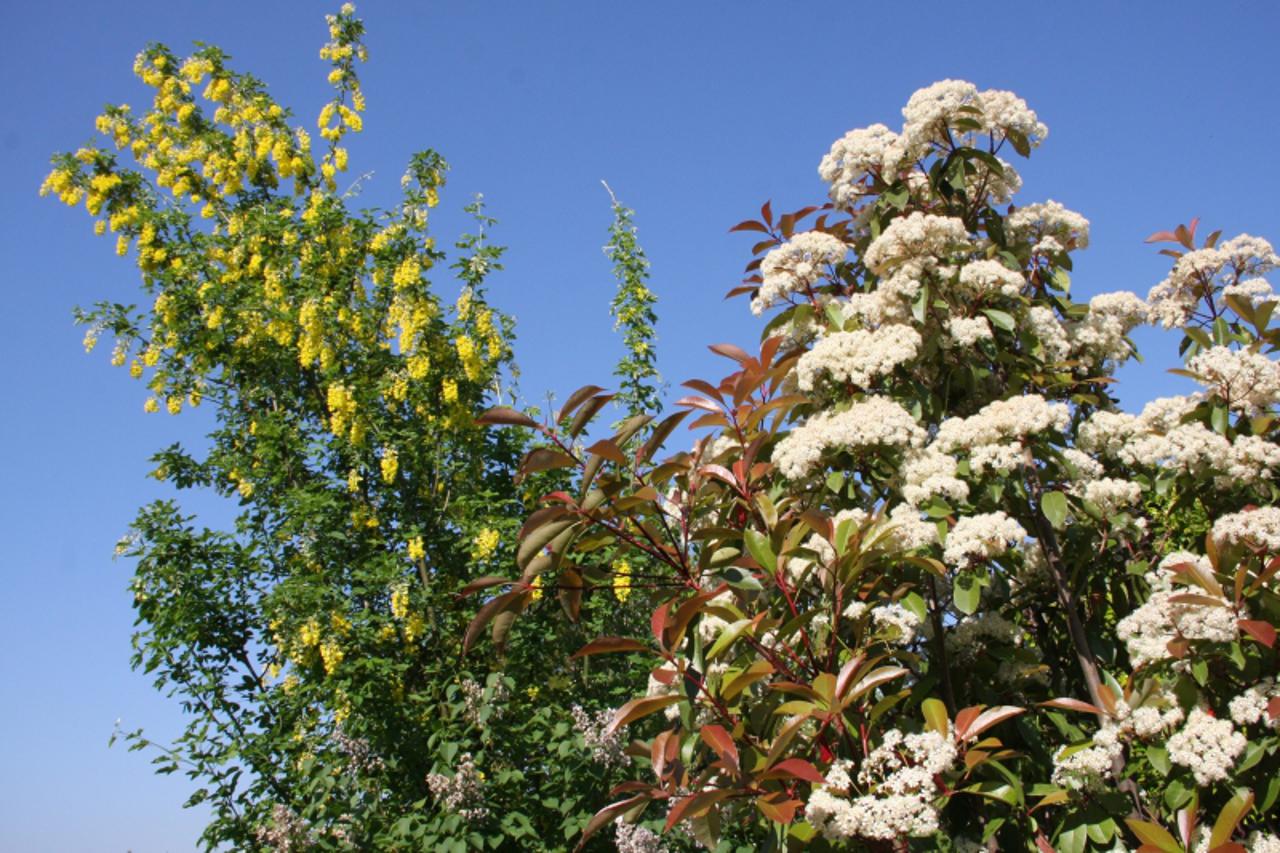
[471,528,499,560]
[380,448,399,483]
[530,574,543,602]
[390,582,409,620]
[407,536,425,561]
[613,560,632,602]
[442,378,458,404]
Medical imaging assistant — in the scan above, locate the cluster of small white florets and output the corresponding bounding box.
[1147,234,1280,329]
[819,123,910,207]
[901,80,1047,157]
[571,704,631,769]
[1071,477,1143,515]
[1115,555,1239,668]
[956,259,1024,298]
[795,324,922,391]
[1072,291,1149,367]
[1247,832,1280,853]
[864,212,971,275]
[1112,687,1186,739]
[753,230,848,315]
[1166,707,1248,786]
[946,315,994,347]
[804,508,871,568]
[614,820,668,853]
[946,611,1021,660]
[1228,679,1280,730]
[806,728,957,842]
[254,804,315,852]
[1223,277,1276,304]
[935,394,1069,475]
[1051,724,1123,791]
[869,602,922,645]
[1006,200,1090,254]
[942,512,1026,568]
[459,676,509,725]
[1079,395,1280,486]
[900,447,970,506]
[1213,506,1280,552]
[1187,346,1280,415]
[886,503,942,551]
[773,396,924,480]
[425,752,489,820]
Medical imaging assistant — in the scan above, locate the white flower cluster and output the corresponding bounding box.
[753,231,848,315]
[1213,506,1280,552]
[901,80,1047,158]
[947,611,1021,661]
[1113,687,1185,739]
[1051,725,1122,791]
[1071,477,1142,515]
[819,123,909,208]
[806,729,957,842]
[1006,200,1090,254]
[1224,277,1276,304]
[946,315,994,347]
[870,602,922,645]
[1072,291,1149,368]
[773,396,924,480]
[1248,832,1280,853]
[425,752,489,821]
[1147,234,1280,329]
[864,212,971,275]
[1166,707,1247,786]
[795,324,922,391]
[571,704,631,769]
[255,804,315,852]
[900,447,970,506]
[957,259,1024,298]
[886,503,942,550]
[1115,556,1239,669]
[935,394,1070,475]
[1187,346,1280,415]
[805,508,872,567]
[943,511,1026,568]
[1079,395,1280,486]
[1228,679,1280,730]
[615,820,668,853]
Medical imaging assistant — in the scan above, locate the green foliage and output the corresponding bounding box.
[603,182,662,420]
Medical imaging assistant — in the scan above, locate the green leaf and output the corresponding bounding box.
[744,528,777,574]
[982,308,1017,332]
[954,572,981,615]
[1041,490,1069,529]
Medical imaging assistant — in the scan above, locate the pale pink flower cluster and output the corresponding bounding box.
[615,820,668,853]
[1166,707,1247,786]
[1051,725,1122,791]
[773,397,924,480]
[805,729,956,842]
[571,704,631,769]
[864,212,970,275]
[935,394,1070,475]
[943,511,1026,568]
[796,325,922,391]
[753,231,848,315]
[426,752,489,820]
[1006,200,1090,254]
[1187,346,1280,415]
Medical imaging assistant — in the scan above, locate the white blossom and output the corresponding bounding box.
[1166,707,1247,786]
[1051,725,1122,790]
[864,212,971,275]
[957,259,1024,298]
[1187,346,1280,415]
[900,447,970,506]
[1006,200,1090,252]
[944,512,1026,568]
[1213,506,1280,552]
[773,397,925,480]
[820,123,908,208]
[936,395,1069,475]
[796,325,921,391]
[870,602,922,645]
[753,231,847,315]
[946,315,994,347]
[1228,680,1279,730]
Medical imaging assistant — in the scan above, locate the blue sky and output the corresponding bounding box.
[3,2,1278,850]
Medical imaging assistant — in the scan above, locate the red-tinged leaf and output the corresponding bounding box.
[760,335,785,369]
[517,448,577,482]
[476,406,539,428]
[960,706,1026,741]
[761,200,773,227]
[1167,593,1227,609]
[690,412,730,430]
[699,464,739,490]
[758,758,825,784]
[572,637,648,659]
[729,219,770,234]
[651,601,672,649]
[568,393,615,437]
[577,795,651,850]
[458,575,514,596]
[676,395,723,413]
[778,213,795,237]
[755,793,801,824]
[1039,697,1103,715]
[464,588,529,653]
[606,694,685,736]
[725,285,757,299]
[585,438,627,465]
[751,238,779,255]
[518,505,574,542]
[700,724,740,775]
[721,660,773,701]
[540,490,576,506]
[1238,620,1276,647]
[682,378,726,403]
[1030,790,1070,812]
[1125,818,1182,853]
[1145,230,1181,244]
[665,789,735,831]
[847,666,909,701]
[708,342,756,367]
[1036,833,1057,853]
[1268,696,1280,721]
[954,706,983,739]
[557,384,606,423]
[639,410,691,464]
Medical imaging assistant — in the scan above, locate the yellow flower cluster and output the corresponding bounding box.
[613,560,632,602]
[380,448,399,483]
[456,335,482,382]
[319,638,344,674]
[390,581,410,620]
[326,382,364,444]
[471,528,500,560]
[404,612,425,643]
[407,536,425,561]
[530,574,543,602]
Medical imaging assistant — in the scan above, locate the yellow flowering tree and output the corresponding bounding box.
[48,6,655,850]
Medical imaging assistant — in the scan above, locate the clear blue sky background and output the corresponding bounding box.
[3,2,1278,850]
